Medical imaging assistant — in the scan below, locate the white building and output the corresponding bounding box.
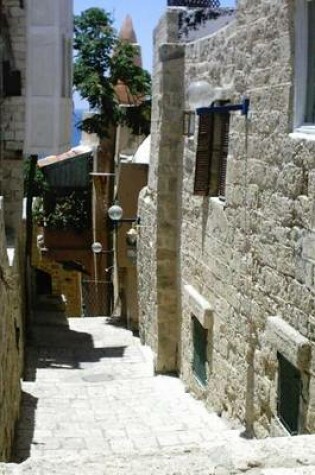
[25,0,73,156]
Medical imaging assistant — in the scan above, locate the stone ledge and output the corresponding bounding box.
[266,316,311,371]
[184,284,213,329]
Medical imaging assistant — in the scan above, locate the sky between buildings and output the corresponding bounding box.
[73,0,235,108]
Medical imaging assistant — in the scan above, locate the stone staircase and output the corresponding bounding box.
[0,317,315,474]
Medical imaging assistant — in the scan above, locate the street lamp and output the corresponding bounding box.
[107,203,141,225]
[91,242,114,254]
[187,80,250,117]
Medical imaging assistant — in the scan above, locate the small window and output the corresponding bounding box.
[306,0,315,123]
[183,111,195,137]
[192,316,208,386]
[61,36,72,98]
[277,352,302,435]
[294,0,315,128]
[193,104,230,199]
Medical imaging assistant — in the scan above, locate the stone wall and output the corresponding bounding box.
[138,10,185,373]
[0,198,25,461]
[32,231,82,317]
[138,1,315,437]
[0,0,26,233]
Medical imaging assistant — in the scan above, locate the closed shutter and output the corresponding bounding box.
[193,114,213,196]
[218,113,230,199]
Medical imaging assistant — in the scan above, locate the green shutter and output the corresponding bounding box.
[192,317,208,386]
[277,353,301,435]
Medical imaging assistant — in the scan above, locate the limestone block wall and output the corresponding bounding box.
[0,198,25,461]
[180,0,315,437]
[1,0,26,233]
[32,229,82,317]
[138,9,185,373]
[138,187,158,353]
[139,1,315,437]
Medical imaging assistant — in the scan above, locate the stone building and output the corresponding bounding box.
[138,1,315,438]
[0,0,73,460]
[0,0,27,461]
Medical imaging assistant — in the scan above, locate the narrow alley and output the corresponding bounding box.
[2,317,315,474]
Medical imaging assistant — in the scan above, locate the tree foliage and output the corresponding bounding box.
[73,8,151,138]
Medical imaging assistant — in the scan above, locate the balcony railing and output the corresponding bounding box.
[167,0,220,7]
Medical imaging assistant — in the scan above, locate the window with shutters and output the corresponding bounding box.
[193,103,230,199]
[294,0,315,130]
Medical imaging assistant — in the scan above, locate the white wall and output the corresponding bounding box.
[24,0,73,156]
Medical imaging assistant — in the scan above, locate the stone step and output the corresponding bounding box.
[2,450,315,475]
[260,468,315,474]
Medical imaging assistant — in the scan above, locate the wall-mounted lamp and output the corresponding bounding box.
[126,226,139,247]
[187,80,213,110]
[187,80,250,117]
[107,203,141,225]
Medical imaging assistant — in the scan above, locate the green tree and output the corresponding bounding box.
[73,8,151,138]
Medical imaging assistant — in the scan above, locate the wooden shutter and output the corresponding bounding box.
[218,113,230,199]
[193,114,213,196]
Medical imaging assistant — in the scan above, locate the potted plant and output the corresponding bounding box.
[33,191,92,249]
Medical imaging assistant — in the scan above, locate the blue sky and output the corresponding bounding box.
[73,0,235,108]
[74,0,235,72]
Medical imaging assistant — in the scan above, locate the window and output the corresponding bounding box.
[61,35,72,98]
[192,316,208,386]
[294,0,315,129]
[306,0,315,123]
[183,111,195,137]
[193,105,230,199]
[277,352,302,435]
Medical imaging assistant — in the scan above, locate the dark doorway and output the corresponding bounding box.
[277,352,301,435]
[35,269,52,295]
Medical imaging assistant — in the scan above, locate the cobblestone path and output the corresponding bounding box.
[2,317,315,474]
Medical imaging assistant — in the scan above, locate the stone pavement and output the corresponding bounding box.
[1,317,315,474]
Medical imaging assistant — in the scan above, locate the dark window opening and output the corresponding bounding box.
[193,102,230,199]
[192,316,208,386]
[277,352,302,435]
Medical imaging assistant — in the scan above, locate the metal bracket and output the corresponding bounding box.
[197,98,250,117]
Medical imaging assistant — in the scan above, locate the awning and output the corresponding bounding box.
[38,146,93,189]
